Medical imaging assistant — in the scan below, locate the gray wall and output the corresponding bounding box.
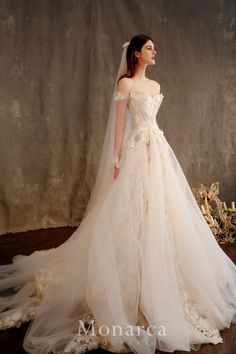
[0,0,235,235]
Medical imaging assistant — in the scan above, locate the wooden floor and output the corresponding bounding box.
[0,227,235,354]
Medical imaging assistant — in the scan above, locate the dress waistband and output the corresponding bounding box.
[131,126,165,137]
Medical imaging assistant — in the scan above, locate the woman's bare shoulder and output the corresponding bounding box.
[149,79,160,89]
[117,77,133,93]
[147,79,160,94]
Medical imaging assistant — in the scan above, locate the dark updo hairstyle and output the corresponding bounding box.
[118,34,153,83]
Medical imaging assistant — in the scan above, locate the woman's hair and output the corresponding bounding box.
[117,34,153,83]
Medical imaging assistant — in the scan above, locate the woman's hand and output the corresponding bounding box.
[113,165,120,179]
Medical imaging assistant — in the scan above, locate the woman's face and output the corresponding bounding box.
[135,40,157,65]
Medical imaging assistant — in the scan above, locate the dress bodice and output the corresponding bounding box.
[113,90,164,133]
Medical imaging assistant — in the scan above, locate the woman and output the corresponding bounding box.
[0,34,236,354]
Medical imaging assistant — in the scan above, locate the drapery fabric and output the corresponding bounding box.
[0,0,235,235]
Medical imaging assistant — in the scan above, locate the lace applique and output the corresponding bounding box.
[183,291,223,344]
[126,131,149,153]
[64,312,114,354]
[113,90,130,102]
[35,267,56,298]
[0,307,36,330]
[126,128,165,153]
[0,266,57,330]
[166,226,223,344]
[159,152,223,346]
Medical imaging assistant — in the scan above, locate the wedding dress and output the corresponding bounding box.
[0,87,236,354]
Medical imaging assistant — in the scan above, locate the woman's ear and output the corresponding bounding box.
[134,50,140,58]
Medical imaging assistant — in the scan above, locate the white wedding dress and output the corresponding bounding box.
[0,89,236,354]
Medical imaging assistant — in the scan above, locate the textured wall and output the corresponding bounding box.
[0,0,235,235]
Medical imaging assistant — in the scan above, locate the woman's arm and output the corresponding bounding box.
[113,79,130,174]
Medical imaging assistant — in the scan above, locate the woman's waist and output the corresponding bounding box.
[130,125,164,137]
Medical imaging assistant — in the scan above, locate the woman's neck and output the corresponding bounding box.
[133,63,148,81]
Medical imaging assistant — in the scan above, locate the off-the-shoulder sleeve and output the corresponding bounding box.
[113,90,130,102]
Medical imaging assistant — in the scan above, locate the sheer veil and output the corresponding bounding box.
[83,41,133,219]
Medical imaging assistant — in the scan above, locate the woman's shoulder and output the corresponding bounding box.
[117,77,132,93]
[117,77,160,94]
[147,80,161,95]
[149,79,160,89]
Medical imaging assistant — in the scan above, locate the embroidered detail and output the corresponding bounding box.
[64,312,112,354]
[0,307,35,330]
[183,293,223,344]
[0,266,57,330]
[159,146,223,346]
[64,333,99,353]
[166,223,223,344]
[35,267,56,298]
[113,91,130,102]
[126,128,164,155]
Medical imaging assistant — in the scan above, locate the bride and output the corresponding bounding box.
[0,34,236,354]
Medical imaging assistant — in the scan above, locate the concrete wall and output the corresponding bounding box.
[0,0,235,234]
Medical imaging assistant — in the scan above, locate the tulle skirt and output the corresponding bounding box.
[0,128,236,354]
